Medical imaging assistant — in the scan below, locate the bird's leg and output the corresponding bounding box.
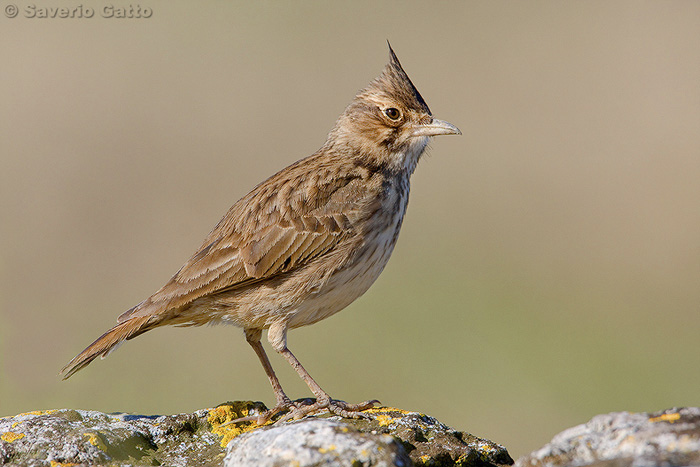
[228,328,296,425]
[267,323,378,423]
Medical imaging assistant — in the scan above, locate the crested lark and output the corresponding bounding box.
[61,44,461,423]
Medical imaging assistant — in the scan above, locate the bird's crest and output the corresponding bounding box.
[357,42,432,115]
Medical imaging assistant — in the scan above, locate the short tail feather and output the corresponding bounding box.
[60,315,155,380]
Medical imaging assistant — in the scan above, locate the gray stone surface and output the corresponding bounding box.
[0,401,512,466]
[224,418,410,467]
[515,407,700,467]
[0,406,228,466]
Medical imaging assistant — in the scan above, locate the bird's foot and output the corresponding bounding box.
[275,397,380,423]
[223,397,379,426]
[223,396,299,426]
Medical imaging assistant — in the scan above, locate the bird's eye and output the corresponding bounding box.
[384,108,401,120]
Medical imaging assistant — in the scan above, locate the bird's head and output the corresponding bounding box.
[329,43,461,174]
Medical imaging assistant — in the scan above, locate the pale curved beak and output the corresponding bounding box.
[412,118,461,137]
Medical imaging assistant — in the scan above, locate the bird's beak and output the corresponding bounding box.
[412,118,462,137]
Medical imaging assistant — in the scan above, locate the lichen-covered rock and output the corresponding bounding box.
[212,403,513,467]
[217,404,513,467]
[515,407,700,467]
[0,401,512,466]
[224,418,411,467]
[0,405,239,466]
[341,407,513,466]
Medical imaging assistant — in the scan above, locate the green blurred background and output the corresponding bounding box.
[2,1,699,459]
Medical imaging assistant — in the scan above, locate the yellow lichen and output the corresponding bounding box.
[375,414,393,427]
[50,461,79,467]
[364,406,412,416]
[1,432,25,443]
[207,402,271,447]
[649,412,681,423]
[82,432,106,450]
[364,406,414,426]
[318,444,337,453]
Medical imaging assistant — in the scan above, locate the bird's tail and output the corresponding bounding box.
[60,315,155,380]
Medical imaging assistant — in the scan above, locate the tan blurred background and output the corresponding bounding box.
[2,1,700,459]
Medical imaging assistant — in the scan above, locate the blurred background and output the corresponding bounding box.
[2,1,699,459]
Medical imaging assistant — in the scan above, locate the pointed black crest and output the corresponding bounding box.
[357,42,432,115]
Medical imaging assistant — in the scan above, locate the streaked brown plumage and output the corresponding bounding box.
[60,44,460,423]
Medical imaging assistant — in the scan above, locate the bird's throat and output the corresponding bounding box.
[389,135,429,175]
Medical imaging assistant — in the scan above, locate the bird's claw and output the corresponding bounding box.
[275,398,379,424]
[221,398,379,427]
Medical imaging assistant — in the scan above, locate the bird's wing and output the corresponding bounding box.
[117,167,370,323]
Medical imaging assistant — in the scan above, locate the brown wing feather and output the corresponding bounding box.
[118,158,368,323]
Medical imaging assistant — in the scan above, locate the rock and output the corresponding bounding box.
[224,418,410,467]
[515,407,700,467]
[0,401,512,466]
[219,404,513,467]
[0,405,235,466]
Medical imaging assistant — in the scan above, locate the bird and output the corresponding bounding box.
[60,43,461,424]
